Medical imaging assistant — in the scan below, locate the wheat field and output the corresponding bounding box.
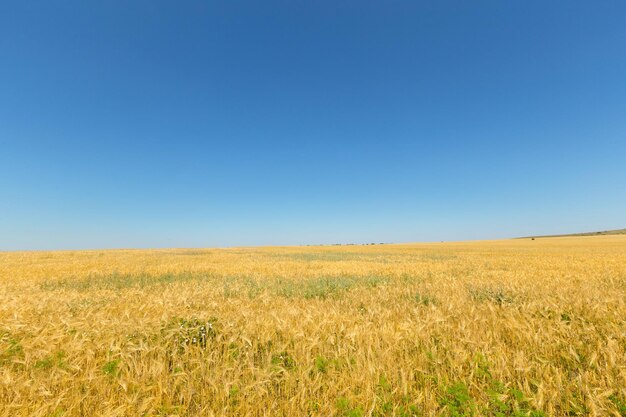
[1,236,625,416]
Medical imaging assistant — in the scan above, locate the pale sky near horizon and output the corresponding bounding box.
[1,1,625,250]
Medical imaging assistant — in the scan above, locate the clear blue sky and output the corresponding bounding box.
[1,1,625,250]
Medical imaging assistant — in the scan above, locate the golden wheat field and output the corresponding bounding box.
[1,236,625,417]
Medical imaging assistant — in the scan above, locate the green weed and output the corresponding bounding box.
[271,351,296,370]
[439,383,476,417]
[102,359,120,376]
[35,351,67,370]
[468,286,515,305]
[315,356,329,373]
[41,272,208,291]
[414,291,437,306]
[336,396,364,417]
[609,394,626,416]
[1,333,24,364]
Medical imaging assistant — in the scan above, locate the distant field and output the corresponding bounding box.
[521,228,626,239]
[1,237,625,416]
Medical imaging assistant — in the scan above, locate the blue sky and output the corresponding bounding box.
[1,1,625,250]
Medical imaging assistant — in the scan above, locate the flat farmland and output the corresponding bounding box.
[1,236,625,416]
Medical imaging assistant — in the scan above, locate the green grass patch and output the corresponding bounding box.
[34,351,67,370]
[0,332,24,365]
[102,359,120,376]
[271,351,296,370]
[470,353,547,417]
[439,382,476,417]
[468,285,516,305]
[414,291,437,306]
[163,317,220,351]
[609,394,626,417]
[41,272,209,291]
[314,355,329,373]
[336,396,364,417]
[273,275,388,299]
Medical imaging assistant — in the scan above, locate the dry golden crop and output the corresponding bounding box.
[1,236,625,416]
